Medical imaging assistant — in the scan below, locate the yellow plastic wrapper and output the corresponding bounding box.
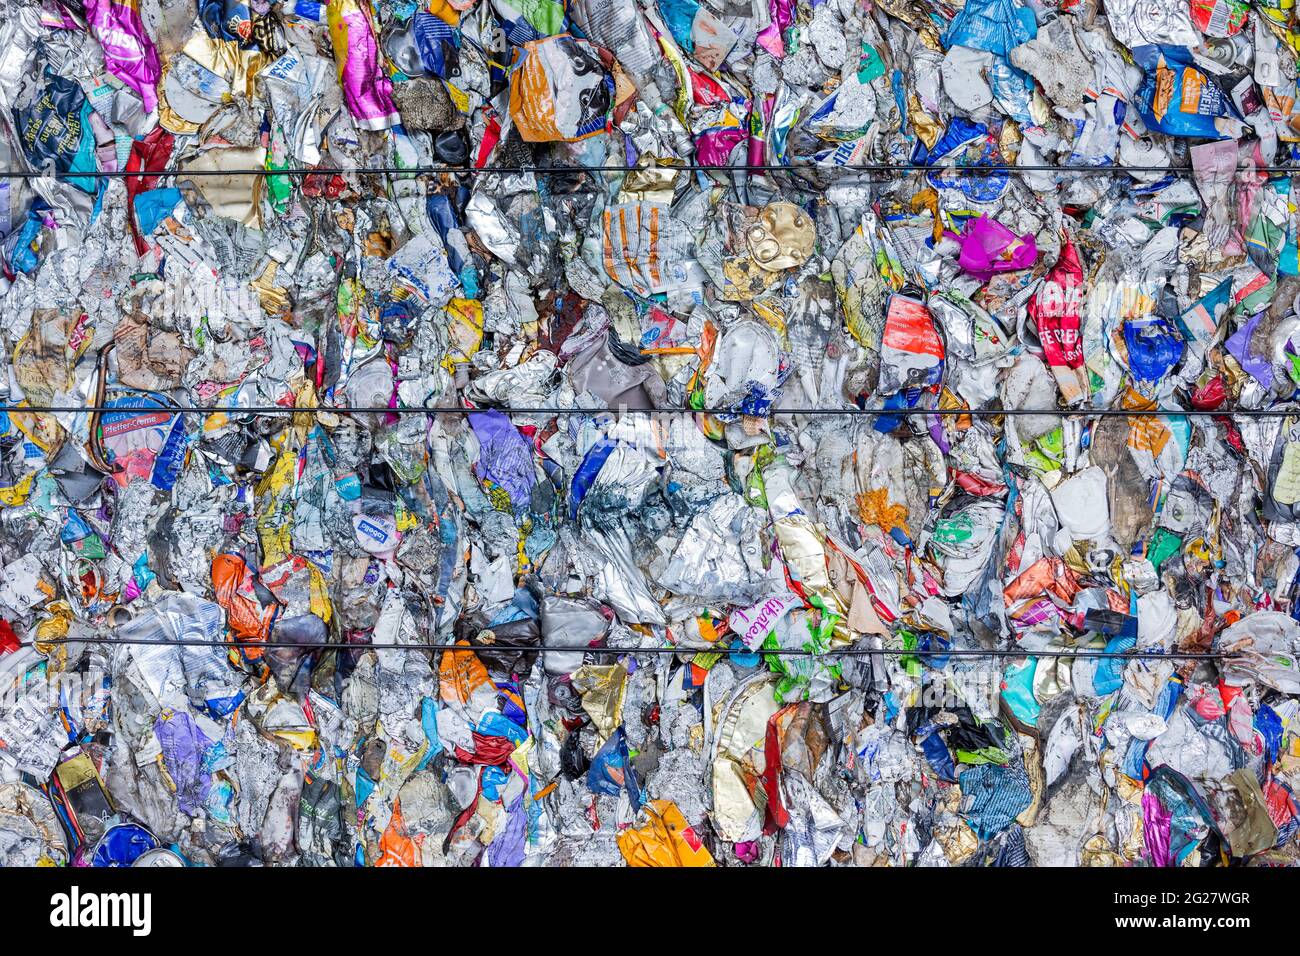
[442,298,484,372]
[570,663,628,740]
[617,800,716,867]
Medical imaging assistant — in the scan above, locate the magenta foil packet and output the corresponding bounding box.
[695,126,747,166]
[83,0,161,113]
[756,0,796,57]
[949,214,1038,281]
[756,23,782,57]
[327,0,400,131]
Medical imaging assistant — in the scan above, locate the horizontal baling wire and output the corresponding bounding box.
[2,163,1300,178]
[36,635,1234,660]
[0,404,1294,417]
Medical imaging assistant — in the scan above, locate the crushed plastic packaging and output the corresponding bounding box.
[5,0,1300,868]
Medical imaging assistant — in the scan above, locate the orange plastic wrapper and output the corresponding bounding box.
[440,640,491,705]
[1002,557,1081,606]
[211,553,275,655]
[508,35,611,143]
[375,800,420,867]
[616,799,716,867]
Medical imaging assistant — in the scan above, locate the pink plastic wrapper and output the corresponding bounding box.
[695,126,747,166]
[756,0,795,58]
[747,95,772,167]
[83,0,161,113]
[327,0,400,131]
[951,214,1037,281]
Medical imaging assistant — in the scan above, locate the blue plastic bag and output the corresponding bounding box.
[587,726,642,809]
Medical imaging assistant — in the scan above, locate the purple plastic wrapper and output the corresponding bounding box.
[469,409,537,509]
[1141,789,1173,867]
[327,0,400,131]
[84,0,161,113]
[951,215,1038,281]
[1225,311,1274,388]
[487,794,527,866]
[154,710,214,815]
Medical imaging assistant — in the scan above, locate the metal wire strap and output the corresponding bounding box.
[2,163,1299,178]
[0,405,1295,418]
[35,636,1237,660]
